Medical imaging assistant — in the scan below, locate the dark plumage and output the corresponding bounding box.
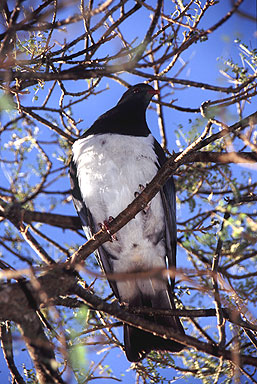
[69,83,184,362]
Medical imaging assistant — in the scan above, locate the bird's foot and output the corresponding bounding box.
[134,184,151,214]
[120,301,129,308]
[144,204,151,213]
[98,216,117,242]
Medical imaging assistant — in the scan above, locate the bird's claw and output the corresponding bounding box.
[98,216,117,242]
[143,205,151,214]
[134,184,151,214]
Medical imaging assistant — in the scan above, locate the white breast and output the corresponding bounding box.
[72,133,166,277]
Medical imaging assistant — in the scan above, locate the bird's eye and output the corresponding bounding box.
[133,88,139,94]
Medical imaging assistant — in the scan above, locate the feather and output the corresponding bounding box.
[69,84,185,362]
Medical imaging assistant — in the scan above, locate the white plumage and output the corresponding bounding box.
[70,84,184,362]
[72,133,168,301]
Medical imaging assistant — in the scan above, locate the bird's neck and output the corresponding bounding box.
[82,100,151,138]
[114,101,150,136]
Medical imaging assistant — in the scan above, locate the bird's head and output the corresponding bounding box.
[117,83,159,109]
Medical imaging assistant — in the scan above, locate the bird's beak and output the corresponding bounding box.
[148,89,160,96]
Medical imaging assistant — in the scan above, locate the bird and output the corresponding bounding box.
[69,83,185,362]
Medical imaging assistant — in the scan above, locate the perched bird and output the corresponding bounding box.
[69,83,184,362]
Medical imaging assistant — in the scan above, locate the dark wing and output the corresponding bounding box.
[69,158,93,236]
[69,157,121,299]
[153,140,177,290]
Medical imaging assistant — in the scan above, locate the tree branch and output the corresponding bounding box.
[1,269,257,369]
[0,322,26,384]
[69,111,257,265]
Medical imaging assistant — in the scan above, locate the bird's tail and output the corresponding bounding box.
[123,289,184,362]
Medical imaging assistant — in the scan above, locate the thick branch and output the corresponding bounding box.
[187,151,257,164]
[22,209,81,230]
[1,150,256,230]
[74,285,257,368]
[0,323,26,384]
[1,269,257,368]
[69,111,257,265]
[2,67,256,96]
[0,277,65,384]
